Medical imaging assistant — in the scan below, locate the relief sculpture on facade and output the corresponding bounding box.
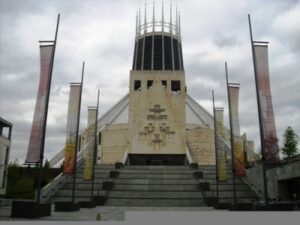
[139,104,175,151]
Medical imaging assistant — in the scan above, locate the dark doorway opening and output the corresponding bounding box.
[128,154,186,165]
[278,177,300,201]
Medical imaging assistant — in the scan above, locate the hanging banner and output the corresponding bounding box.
[242,134,256,167]
[215,110,224,128]
[254,44,279,163]
[83,107,97,179]
[215,108,227,181]
[228,86,241,137]
[217,139,228,181]
[64,84,81,174]
[228,86,245,176]
[234,137,245,176]
[25,45,54,163]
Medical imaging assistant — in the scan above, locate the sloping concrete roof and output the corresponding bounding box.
[50,87,259,170]
[49,93,216,167]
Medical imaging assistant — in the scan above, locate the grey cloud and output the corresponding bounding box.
[213,34,240,48]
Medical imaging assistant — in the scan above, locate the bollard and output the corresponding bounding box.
[96,212,101,220]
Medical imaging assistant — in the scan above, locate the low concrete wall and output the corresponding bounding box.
[186,126,215,165]
[101,124,128,164]
[246,160,300,200]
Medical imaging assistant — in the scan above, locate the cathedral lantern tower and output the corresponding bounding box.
[128,3,187,164]
[132,3,184,71]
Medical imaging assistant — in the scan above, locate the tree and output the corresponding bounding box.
[281,126,298,159]
[9,159,20,167]
[43,159,50,169]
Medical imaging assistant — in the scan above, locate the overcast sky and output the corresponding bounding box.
[0,0,299,163]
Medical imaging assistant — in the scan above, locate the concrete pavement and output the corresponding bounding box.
[0,205,219,221]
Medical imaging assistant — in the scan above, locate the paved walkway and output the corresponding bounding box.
[0,205,219,221]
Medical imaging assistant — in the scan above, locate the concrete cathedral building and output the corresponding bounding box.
[6,4,298,215]
[43,6,261,207]
[82,7,246,167]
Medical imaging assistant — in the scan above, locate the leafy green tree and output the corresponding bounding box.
[9,159,19,167]
[7,161,21,186]
[44,159,50,169]
[281,126,299,158]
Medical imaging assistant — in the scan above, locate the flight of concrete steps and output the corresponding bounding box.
[106,165,206,207]
[197,165,258,204]
[50,165,114,203]
[50,164,258,207]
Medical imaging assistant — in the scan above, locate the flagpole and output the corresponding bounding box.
[91,89,100,200]
[212,90,219,204]
[71,61,85,203]
[225,61,237,207]
[36,14,60,204]
[248,14,269,206]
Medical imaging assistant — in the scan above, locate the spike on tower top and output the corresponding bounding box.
[133,1,183,71]
[136,1,181,38]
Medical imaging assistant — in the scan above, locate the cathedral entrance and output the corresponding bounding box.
[127,154,186,165]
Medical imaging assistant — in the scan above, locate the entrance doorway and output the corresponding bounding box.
[127,154,186,165]
[278,177,300,201]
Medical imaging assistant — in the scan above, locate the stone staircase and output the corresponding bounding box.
[50,164,258,207]
[197,165,258,204]
[50,165,114,203]
[106,165,205,207]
